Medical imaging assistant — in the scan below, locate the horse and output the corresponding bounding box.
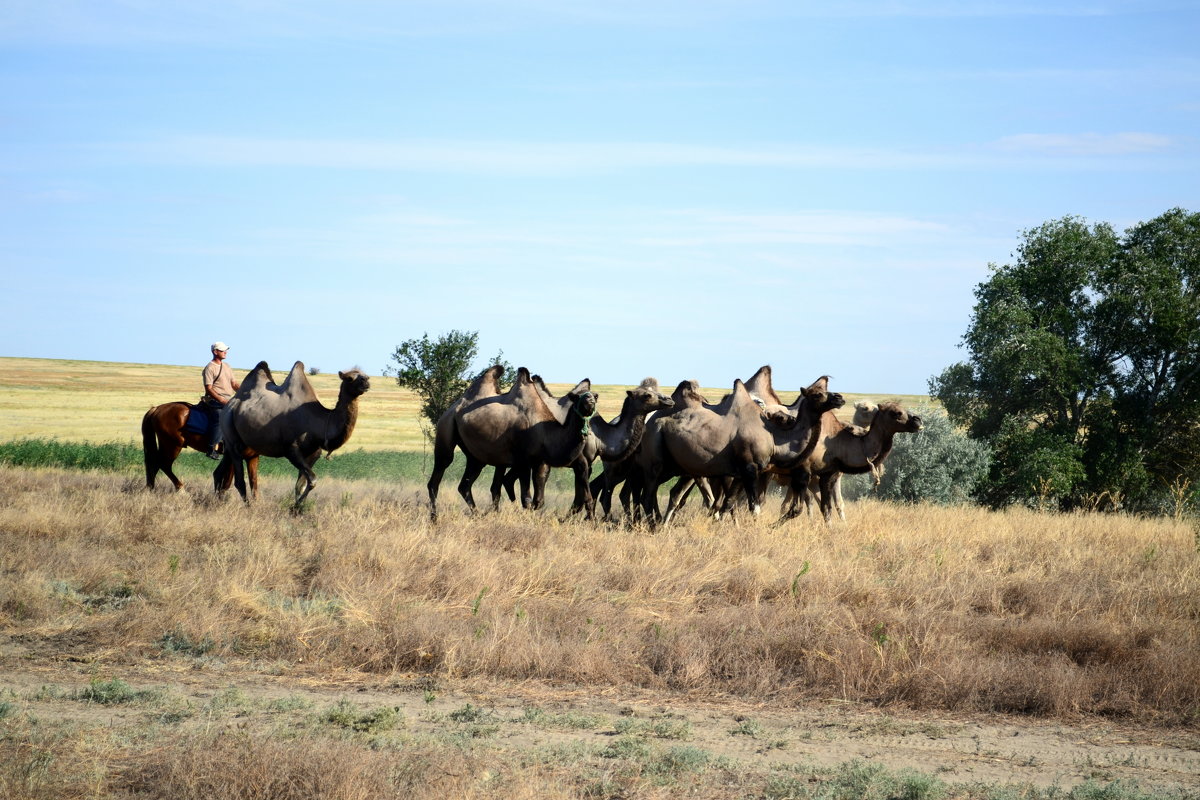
[141,401,245,492]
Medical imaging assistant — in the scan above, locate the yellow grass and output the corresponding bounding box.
[2,466,1196,725]
[0,356,915,451]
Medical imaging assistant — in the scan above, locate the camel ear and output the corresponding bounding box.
[626,389,634,398]
[338,370,346,380]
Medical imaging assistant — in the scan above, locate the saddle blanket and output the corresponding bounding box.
[182,405,214,435]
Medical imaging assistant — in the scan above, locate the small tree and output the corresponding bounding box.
[386,330,513,439]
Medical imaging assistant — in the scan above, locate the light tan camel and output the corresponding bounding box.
[426,367,597,519]
[791,400,923,523]
[639,377,844,524]
[670,369,832,517]
[217,361,370,507]
[788,400,878,518]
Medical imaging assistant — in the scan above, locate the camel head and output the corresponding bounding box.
[852,400,878,428]
[628,378,674,414]
[570,389,599,425]
[671,379,707,406]
[337,368,371,399]
[871,401,922,434]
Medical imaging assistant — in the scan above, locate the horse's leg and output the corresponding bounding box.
[247,455,261,501]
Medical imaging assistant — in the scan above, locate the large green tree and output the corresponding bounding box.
[931,209,1200,512]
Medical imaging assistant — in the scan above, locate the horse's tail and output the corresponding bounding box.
[141,406,159,488]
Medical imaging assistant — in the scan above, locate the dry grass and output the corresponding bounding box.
[0,356,902,451]
[1,466,1196,726]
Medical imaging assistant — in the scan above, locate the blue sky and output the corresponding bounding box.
[3,1,1197,395]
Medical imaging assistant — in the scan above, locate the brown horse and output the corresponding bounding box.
[141,402,245,491]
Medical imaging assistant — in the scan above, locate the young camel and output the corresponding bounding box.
[789,401,923,523]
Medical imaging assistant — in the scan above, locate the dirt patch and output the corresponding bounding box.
[3,640,1197,796]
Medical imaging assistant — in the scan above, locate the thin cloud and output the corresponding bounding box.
[993,132,1176,156]
[104,136,971,174]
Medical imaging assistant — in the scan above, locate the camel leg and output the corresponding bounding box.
[590,469,612,518]
[830,473,846,521]
[530,463,553,510]
[778,470,809,523]
[662,476,694,525]
[457,455,487,512]
[427,438,458,519]
[284,446,319,506]
[817,473,838,523]
[569,458,595,519]
[489,467,507,510]
[738,464,762,517]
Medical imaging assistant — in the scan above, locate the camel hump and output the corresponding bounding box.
[637,377,659,390]
[279,361,320,403]
[744,365,781,404]
[568,378,591,396]
[515,367,533,386]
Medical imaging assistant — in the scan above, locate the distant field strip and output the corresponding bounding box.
[0,357,923,451]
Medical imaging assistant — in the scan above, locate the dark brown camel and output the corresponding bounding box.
[553,377,674,516]
[426,367,598,519]
[217,361,370,507]
[639,377,843,524]
[142,401,236,492]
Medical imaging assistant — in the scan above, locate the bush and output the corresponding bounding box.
[874,409,991,505]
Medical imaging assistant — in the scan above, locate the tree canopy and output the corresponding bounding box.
[931,208,1200,512]
[386,330,513,435]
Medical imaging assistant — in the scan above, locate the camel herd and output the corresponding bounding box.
[142,362,923,524]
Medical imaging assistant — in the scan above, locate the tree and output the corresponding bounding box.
[386,330,513,436]
[931,209,1200,512]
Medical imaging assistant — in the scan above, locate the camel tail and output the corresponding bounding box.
[141,407,158,489]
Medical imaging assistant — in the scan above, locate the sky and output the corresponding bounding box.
[2,1,1197,396]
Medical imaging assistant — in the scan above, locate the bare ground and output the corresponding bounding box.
[3,637,1197,796]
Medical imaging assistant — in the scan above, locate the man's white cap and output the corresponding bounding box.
[211,341,230,353]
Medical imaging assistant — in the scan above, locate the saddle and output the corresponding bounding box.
[182,398,218,435]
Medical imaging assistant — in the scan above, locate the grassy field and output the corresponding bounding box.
[0,467,1197,799]
[0,356,920,452]
[2,357,1196,798]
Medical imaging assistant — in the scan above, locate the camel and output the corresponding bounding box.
[787,400,878,518]
[430,364,523,508]
[430,368,592,514]
[591,378,707,520]
[426,367,598,519]
[789,400,923,523]
[653,368,823,519]
[216,361,370,507]
[141,401,234,492]
[639,376,844,524]
[551,377,675,516]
